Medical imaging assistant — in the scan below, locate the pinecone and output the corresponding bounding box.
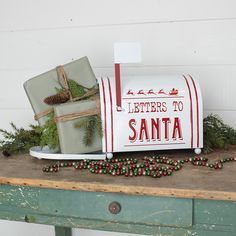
[44,90,70,105]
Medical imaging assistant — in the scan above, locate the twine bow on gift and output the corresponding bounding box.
[34,66,99,121]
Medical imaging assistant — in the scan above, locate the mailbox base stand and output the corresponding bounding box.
[194,148,202,155]
[29,146,113,160]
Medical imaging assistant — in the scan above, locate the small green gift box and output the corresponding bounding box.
[54,98,102,154]
[24,56,97,125]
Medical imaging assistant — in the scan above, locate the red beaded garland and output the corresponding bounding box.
[42,156,236,178]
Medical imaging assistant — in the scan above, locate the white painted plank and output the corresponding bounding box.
[73,228,142,236]
[1,65,236,112]
[0,220,54,236]
[0,109,36,135]
[0,70,44,109]
[0,0,235,32]
[1,20,236,70]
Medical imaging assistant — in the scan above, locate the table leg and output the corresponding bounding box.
[55,226,72,236]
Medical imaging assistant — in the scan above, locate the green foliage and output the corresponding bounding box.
[68,79,86,98]
[0,123,42,155]
[54,80,87,100]
[54,87,64,94]
[75,115,102,146]
[39,112,60,150]
[0,113,60,155]
[203,114,236,153]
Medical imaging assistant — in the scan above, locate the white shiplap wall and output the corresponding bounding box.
[0,0,236,235]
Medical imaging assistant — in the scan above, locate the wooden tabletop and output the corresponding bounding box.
[0,147,236,201]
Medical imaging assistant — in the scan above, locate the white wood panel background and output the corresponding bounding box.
[1,0,236,235]
[1,20,236,70]
[1,0,236,32]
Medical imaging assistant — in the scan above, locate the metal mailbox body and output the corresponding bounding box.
[98,74,203,154]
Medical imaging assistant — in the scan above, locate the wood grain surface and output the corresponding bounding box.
[0,147,236,201]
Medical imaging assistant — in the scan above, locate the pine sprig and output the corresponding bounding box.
[94,115,103,138]
[68,79,86,98]
[75,115,102,146]
[203,114,236,153]
[0,123,42,156]
[39,112,60,150]
[0,114,60,156]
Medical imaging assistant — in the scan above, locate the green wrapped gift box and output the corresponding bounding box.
[54,98,102,154]
[24,56,97,125]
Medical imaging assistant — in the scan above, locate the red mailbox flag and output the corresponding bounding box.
[114,42,142,111]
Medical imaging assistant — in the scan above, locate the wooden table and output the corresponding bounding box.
[0,147,236,236]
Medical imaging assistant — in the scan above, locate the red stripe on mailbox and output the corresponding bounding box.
[115,63,122,109]
[107,77,114,152]
[101,78,108,152]
[189,75,199,148]
[183,75,193,148]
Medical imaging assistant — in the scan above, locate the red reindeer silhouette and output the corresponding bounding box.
[147,89,155,95]
[137,89,146,95]
[158,89,166,95]
[127,89,135,95]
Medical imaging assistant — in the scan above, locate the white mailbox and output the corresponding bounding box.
[98,74,203,154]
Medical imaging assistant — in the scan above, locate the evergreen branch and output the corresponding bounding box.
[75,115,103,146]
[0,124,42,156]
[83,118,94,146]
[68,79,86,98]
[95,115,103,138]
[0,128,13,138]
[39,112,60,150]
[74,119,89,129]
[10,122,18,132]
[203,114,236,153]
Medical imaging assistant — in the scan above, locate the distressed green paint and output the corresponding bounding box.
[0,185,39,209]
[194,223,235,233]
[194,199,236,228]
[0,205,235,236]
[0,185,236,236]
[39,188,192,227]
[55,226,72,236]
